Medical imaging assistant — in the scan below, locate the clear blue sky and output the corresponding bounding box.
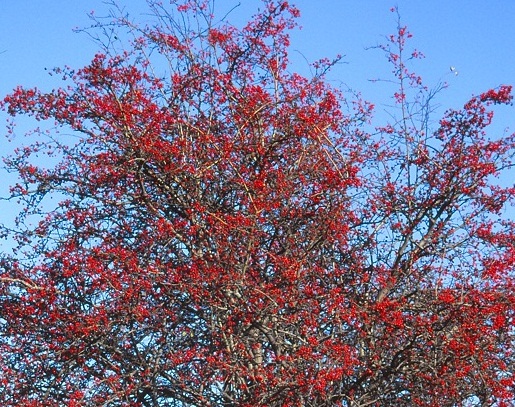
[1,1,515,113]
[2,1,515,104]
[1,1,514,243]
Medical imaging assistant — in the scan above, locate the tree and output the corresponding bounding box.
[1,1,514,406]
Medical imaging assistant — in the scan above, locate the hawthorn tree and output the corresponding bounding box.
[1,1,515,406]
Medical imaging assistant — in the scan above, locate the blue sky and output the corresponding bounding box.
[1,1,514,113]
[1,1,514,243]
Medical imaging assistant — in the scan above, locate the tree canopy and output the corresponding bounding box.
[1,1,514,406]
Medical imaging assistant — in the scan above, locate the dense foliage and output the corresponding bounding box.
[1,1,514,406]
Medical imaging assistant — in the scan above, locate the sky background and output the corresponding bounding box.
[0,0,514,246]
[2,1,515,111]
